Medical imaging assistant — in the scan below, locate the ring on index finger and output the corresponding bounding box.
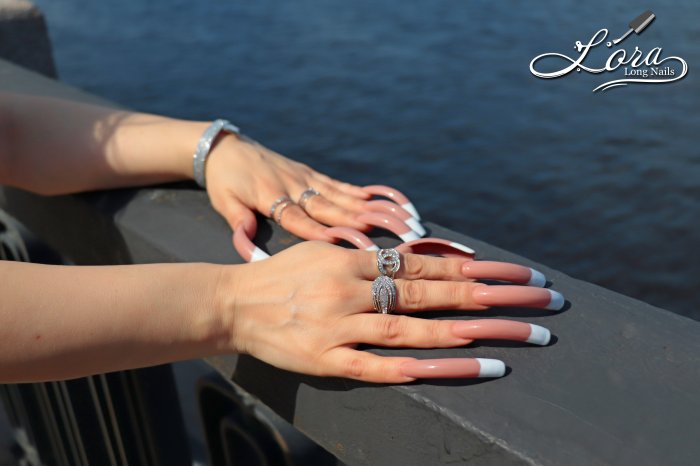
[377,248,400,278]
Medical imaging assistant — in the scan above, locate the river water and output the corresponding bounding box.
[35,0,699,319]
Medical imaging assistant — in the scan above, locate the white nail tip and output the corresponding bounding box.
[250,247,270,262]
[449,241,476,255]
[546,289,565,311]
[399,231,421,242]
[365,245,380,251]
[405,217,426,237]
[476,358,506,378]
[527,268,547,287]
[402,202,421,220]
[526,324,551,346]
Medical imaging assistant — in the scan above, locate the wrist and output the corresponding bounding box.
[207,263,245,354]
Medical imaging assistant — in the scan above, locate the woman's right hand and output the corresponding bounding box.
[218,241,563,383]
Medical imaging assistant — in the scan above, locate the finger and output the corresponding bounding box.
[389,280,565,312]
[276,203,333,241]
[396,238,475,258]
[315,182,370,213]
[363,184,421,220]
[324,348,504,382]
[325,227,377,251]
[298,192,367,229]
[357,251,466,281]
[357,252,548,287]
[218,197,257,237]
[342,315,551,347]
[356,212,420,242]
[462,261,547,287]
[232,227,269,263]
[312,172,371,200]
[363,200,425,236]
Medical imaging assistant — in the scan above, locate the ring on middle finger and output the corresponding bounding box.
[377,248,400,278]
[372,275,397,314]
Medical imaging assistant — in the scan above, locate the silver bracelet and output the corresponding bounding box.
[192,119,240,188]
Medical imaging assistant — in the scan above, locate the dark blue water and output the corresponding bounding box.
[35,0,700,319]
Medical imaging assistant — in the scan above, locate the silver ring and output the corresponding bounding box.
[269,196,293,224]
[372,276,397,314]
[298,188,320,211]
[377,248,400,278]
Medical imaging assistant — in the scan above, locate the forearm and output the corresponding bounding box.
[0,260,234,382]
[0,93,209,194]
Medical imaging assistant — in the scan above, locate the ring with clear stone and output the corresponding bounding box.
[298,188,321,211]
[269,196,293,224]
[372,275,397,314]
[376,248,400,278]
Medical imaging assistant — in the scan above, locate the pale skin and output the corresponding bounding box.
[0,93,556,384]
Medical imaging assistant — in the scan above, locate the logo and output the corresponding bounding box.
[529,11,688,92]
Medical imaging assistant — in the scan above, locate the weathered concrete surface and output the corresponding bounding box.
[1,58,700,465]
[0,0,56,77]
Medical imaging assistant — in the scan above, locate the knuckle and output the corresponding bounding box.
[403,255,424,277]
[378,316,407,341]
[402,280,425,308]
[342,357,366,379]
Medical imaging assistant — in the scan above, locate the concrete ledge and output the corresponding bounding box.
[0,0,56,78]
[1,58,700,465]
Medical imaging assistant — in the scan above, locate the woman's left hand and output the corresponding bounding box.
[205,135,372,240]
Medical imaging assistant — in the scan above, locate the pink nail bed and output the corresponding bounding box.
[363,185,421,220]
[325,227,378,251]
[233,227,270,262]
[451,319,551,345]
[396,238,476,258]
[364,200,426,237]
[472,285,565,311]
[462,262,547,287]
[399,358,505,379]
[356,212,421,242]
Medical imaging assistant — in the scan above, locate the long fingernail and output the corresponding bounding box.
[325,227,376,250]
[461,262,547,287]
[363,200,426,237]
[527,268,547,287]
[233,228,270,263]
[451,319,551,346]
[450,241,476,255]
[399,358,505,379]
[402,201,421,220]
[472,285,566,311]
[362,185,421,220]
[404,217,426,237]
[356,213,421,242]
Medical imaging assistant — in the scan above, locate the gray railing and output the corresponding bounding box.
[1,26,700,466]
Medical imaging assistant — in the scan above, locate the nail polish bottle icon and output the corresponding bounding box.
[607,10,655,47]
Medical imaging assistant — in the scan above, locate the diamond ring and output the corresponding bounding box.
[372,275,397,314]
[376,248,400,278]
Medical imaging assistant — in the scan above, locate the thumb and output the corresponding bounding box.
[220,197,257,238]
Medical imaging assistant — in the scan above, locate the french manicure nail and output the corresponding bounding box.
[472,285,565,311]
[233,228,270,262]
[404,217,426,237]
[451,319,551,346]
[462,262,547,287]
[399,358,505,379]
[363,200,426,237]
[356,213,421,242]
[362,185,421,220]
[527,268,547,287]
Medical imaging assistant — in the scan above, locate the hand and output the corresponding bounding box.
[205,136,371,241]
[220,242,563,383]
